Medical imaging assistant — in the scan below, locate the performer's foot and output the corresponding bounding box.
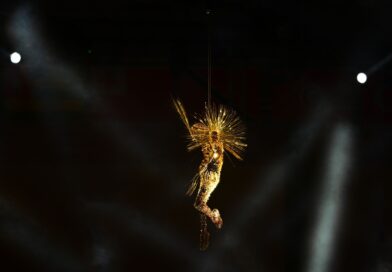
[211,209,223,229]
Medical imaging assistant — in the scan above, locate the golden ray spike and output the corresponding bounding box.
[173,98,191,133]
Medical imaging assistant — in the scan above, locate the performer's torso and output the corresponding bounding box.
[200,142,223,174]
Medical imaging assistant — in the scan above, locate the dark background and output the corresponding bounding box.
[0,1,391,271]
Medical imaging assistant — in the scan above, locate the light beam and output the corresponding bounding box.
[306,124,353,272]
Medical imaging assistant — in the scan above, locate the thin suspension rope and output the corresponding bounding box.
[208,41,212,108]
[199,9,212,251]
[207,10,212,108]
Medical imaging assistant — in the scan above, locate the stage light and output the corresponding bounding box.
[356,72,367,84]
[306,124,352,272]
[10,52,21,64]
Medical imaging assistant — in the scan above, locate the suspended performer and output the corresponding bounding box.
[173,99,246,250]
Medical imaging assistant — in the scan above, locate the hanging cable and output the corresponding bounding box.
[207,9,212,108]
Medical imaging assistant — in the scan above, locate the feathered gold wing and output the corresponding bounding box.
[173,99,206,151]
[188,123,209,151]
[173,99,192,133]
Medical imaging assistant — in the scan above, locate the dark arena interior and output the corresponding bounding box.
[0,1,391,271]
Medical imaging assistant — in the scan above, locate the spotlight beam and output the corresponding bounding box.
[367,52,392,75]
[357,52,392,83]
[306,124,353,272]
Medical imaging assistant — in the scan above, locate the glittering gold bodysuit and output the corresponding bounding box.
[194,132,224,229]
[173,99,246,250]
